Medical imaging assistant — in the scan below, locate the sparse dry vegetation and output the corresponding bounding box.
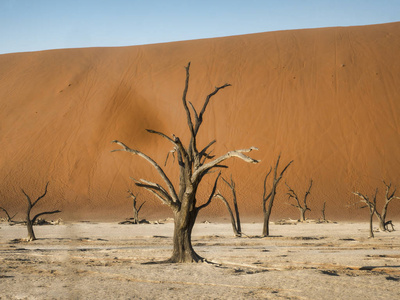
[112,62,259,262]
[119,190,147,224]
[353,180,400,238]
[262,155,293,237]
[21,182,61,241]
[375,181,399,231]
[286,179,313,222]
[215,175,242,237]
[353,189,378,238]
[0,206,17,222]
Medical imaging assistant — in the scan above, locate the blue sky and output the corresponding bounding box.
[1,0,399,55]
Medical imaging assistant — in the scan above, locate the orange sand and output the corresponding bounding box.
[0,22,399,221]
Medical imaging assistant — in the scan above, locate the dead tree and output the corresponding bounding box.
[262,155,293,237]
[353,181,399,234]
[320,201,327,222]
[215,175,241,237]
[384,220,395,231]
[353,189,378,238]
[112,62,259,262]
[286,179,312,222]
[0,206,17,222]
[128,190,145,224]
[374,181,399,231]
[21,182,61,241]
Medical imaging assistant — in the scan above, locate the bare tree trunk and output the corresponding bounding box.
[215,175,241,237]
[286,180,312,222]
[169,207,201,263]
[380,206,388,229]
[262,178,285,235]
[216,194,241,237]
[113,62,259,263]
[133,207,139,224]
[354,181,399,234]
[321,201,326,222]
[262,179,278,237]
[229,177,241,234]
[233,196,241,234]
[262,204,273,237]
[374,181,400,231]
[375,214,394,232]
[300,208,307,222]
[375,213,385,231]
[384,220,394,231]
[22,182,60,241]
[262,155,293,237]
[0,206,17,222]
[353,189,377,238]
[168,181,215,263]
[127,190,145,224]
[132,194,139,224]
[369,209,374,238]
[26,197,36,241]
[26,218,36,241]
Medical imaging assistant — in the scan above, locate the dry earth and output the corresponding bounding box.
[1,221,399,299]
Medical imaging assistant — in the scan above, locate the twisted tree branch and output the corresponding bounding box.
[112,140,179,204]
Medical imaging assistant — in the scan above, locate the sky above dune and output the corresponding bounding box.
[1,0,399,55]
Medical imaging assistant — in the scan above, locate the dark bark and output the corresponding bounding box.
[215,194,241,237]
[112,63,259,262]
[375,212,386,232]
[230,180,241,234]
[354,181,399,235]
[374,181,399,231]
[321,201,326,222]
[300,208,307,222]
[22,182,60,241]
[215,175,241,237]
[0,206,17,222]
[262,155,293,237]
[353,189,377,238]
[286,179,312,222]
[26,219,36,241]
[127,190,145,224]
[384,220,394,231]
[369,209,374,238]
[169,208,202,263]
[262,168,273,237]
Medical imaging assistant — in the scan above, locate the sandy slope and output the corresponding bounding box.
[0,22,400,221]
[0,222,399,299]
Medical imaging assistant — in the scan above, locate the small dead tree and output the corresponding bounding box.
[353,189,378,238]
[286,179,312,222]
[215,175,241,237]
[0,206,17,222]
[21,182,61,241]
[262,155,293,237]
[112,62,259,262]
[353,181,399,234]
[375,181,399,231]
[320,201,327,222]
[128,190,145,224]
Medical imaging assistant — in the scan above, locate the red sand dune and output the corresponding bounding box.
[1,22,400,221]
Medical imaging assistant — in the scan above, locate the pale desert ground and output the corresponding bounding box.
[1,221,399,299]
